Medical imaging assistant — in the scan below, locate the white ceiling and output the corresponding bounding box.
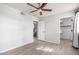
[4,3,79,17]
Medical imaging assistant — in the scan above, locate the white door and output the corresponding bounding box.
[73,12,79,48]
[38,21,45,40]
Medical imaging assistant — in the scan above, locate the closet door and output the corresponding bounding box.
[38,21,45,40]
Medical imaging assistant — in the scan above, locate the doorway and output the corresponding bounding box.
[33,21,38,41]
[60,17,74,45]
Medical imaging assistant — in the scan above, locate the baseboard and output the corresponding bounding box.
[72,45,79,49]
[38,39,60,44]
[0,40,33,53]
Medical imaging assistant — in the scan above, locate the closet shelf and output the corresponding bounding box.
[60,25,71,27]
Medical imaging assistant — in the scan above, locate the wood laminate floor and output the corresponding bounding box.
[0,39,79,55]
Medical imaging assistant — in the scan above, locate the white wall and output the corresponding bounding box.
[0,4,37,53]
[39,11,75,44]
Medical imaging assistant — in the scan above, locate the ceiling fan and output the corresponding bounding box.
[27,3,52,15]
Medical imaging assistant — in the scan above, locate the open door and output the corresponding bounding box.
[73,12,79,48]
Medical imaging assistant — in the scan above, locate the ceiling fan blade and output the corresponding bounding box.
[30,10,38,13]
[42,9,52,11]
[40,12,42,15]
[27,3,38,9]
[40,3,47,9]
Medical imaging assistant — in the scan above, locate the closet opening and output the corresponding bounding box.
[60,17,74,46]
